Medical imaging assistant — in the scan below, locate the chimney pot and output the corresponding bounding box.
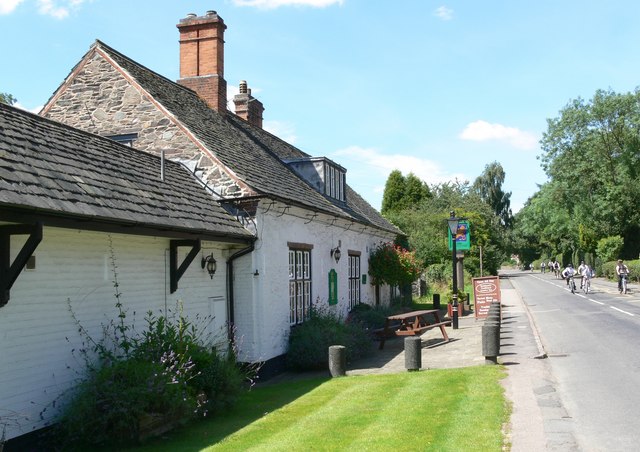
[234,80,264,128]
[177,11,227,113]
[186,13,196,18]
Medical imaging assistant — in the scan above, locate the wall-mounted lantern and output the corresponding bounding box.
[201,253,217,279]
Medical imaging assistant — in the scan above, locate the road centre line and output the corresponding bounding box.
[589,299,604,305]
[610,306,634,316]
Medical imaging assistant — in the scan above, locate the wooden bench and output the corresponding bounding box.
[372,323,402,339]
[374,310,452,350]
[394,321,451,336]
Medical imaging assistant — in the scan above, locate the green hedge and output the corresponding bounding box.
[286,306,374,371]
[600,259,640,283]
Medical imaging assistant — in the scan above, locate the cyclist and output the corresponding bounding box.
[577,261,591,289]
[616,259,629,292]
[541,261,546,274]
[561,263,576,286]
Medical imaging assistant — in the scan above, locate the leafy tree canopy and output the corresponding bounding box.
[472,161,513,228]
[383,178,507,278]
[0,92,16,105]
[515,88,640,261]
[381,170,430,214]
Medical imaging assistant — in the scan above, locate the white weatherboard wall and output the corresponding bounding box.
[0,225,229,440]
[233,203,395,364]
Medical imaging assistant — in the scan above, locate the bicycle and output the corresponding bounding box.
[582,276,590,294]
[568,275,577,294]
[620,273,629,294]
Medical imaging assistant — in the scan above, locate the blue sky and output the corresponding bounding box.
[2,0,640,212]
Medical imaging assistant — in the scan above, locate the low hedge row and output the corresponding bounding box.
[600,259,640,283]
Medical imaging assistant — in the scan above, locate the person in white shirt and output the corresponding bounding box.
[561,263,576,286]
[577,261,592,289]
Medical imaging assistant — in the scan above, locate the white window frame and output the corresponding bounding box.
[289,247,312,325]
[324,162,345,202]
[348,253,361,311]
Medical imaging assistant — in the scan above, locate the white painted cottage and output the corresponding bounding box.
[41,11,401,377]
[0,103,255,442]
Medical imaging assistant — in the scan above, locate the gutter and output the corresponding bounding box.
[226,242,255,349]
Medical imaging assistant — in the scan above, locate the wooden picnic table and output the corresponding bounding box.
[374,309,451,350]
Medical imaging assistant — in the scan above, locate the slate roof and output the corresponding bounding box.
[0,102,254,242]
[93,41,401,235]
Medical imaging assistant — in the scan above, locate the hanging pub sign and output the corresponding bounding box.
[448,220,470,251]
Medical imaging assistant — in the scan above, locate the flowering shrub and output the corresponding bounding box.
[368,242,423,287]
[54,237,253,449]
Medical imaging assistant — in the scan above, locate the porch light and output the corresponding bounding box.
[201,253,217,278]
[331,240,342,263]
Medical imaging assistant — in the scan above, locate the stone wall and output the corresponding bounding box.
[44,51,248,198]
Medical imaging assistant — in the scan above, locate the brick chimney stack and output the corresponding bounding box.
[177,11,227,113]
[233,80,265,128]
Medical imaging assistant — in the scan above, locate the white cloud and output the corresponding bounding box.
[0,0,25,14]
[232,0,343,9]
[434,5,453,21]
[459,120,538,150]
[0,0,88,18]
[37,0,69,18]
[333,145,466,187]
[15,102,43,114]
[264,120,298,144]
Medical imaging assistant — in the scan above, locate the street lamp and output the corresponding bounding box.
[447,211,460,329]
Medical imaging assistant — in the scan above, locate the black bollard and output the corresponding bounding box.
[328,345,346,377]
[433,293,440,310]
[404,337,422,371]
[482,322,500,364]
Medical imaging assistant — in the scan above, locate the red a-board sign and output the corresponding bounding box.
[473,276,501,319]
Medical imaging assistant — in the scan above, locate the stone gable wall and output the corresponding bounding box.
[44,53,247,198]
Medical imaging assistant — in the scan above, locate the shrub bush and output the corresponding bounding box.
[286,306,374,371]
[425,263,449,286]
[57,306,249,448]
[59,358,194,448]
[596,236,624,263]
[601,259,640,283]
[189,347,245,415]
[346,303,398,331]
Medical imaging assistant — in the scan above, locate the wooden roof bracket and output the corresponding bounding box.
[169,239,201,293]
[0,222,43,307]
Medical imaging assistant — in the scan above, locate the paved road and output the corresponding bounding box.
[510,270,640,452]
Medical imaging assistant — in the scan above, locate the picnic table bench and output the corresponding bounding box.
[373,309,451,350]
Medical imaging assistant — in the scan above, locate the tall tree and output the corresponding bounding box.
[404,172,431,206]
[538,88,640,259]
[381,170,430,214]
[381,170,406,214]
[472,161,512,227]
[0,92,16,105]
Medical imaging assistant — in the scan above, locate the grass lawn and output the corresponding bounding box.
[126,366,509,452]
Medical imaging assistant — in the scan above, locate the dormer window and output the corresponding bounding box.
[324,162,345,202]
[285,157,346,202]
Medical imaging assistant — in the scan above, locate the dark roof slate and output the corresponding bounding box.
[0,102,254,241]
[94,41,400,235]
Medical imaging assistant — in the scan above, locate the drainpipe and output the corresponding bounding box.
[226,243,255,350]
